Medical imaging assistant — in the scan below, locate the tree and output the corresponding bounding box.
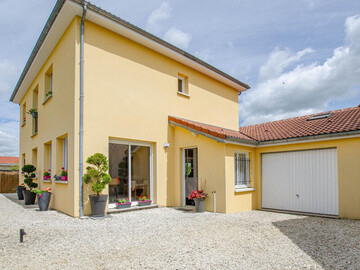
[83,153,111,196]
[22,165,38,190]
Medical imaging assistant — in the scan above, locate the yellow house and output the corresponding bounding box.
[10,0,360,219]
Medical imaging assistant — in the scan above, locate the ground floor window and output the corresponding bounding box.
[235,153,250,188]
[109,140,152,204]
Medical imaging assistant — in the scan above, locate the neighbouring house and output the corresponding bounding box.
[0,157,19,171]
[9,0,360,219]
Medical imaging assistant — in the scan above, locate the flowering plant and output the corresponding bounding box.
[188,190,208,200]
[117,198,130,204]
[138,195,151,202]
[18,183,26,188]
[31,188,52,196]
[43,170,51,176]
[60,167,67,176]
[27,108,38,118]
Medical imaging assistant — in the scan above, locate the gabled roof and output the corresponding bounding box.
[239,106,360,142]
[0,157,19,165]
[169,106,360,146]
[10,0,249,103]
[168,116,257,144]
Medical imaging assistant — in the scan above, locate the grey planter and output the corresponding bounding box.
[24,190,36,205]
[194,198,205,212]
[37,192,51,211]
[89,195,108,217]
[138,200,152,206]
[17,186,26,200]
[116,202,131,209]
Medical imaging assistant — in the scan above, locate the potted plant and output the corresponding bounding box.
[22,165,38,205]
[60,167,67,181]
[116,198,131,209]
[32,188,52,211]
[22,117,26,125]
[27,108,38,118]
[83,153,111,217]
[17,183,26,200]
[188,190,208,212]
[43,170,51,180]
[138,195,152,206]
[45,91,52,99]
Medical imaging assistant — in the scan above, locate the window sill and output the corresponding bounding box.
[21,122,26,127]
[31,132,38,138]
[42,94,53,105]
[55,180,68,184]
[235,187,255,193]
[177,91,190,98]
[43,180,52,183]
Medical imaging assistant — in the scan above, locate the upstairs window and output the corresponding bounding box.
[44,65,53,101]
[22,102,26,126]
[235,153,250,188]
[63,137,68,170]
[177,73,189,95]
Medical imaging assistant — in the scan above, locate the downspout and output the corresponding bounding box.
[79,1,88,218]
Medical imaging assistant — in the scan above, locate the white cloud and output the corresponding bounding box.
[239,15,360,126]
[164,27,191,49]
[0,59,19,99]
[0,121,19,156]
[146,2,171,33]
[195,48,214,62]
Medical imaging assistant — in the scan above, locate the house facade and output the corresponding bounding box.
[10,0,360,219]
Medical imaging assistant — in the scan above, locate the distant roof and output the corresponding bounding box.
[168,116,257,144]
[239,106,360,142]
[169,106,360,146]
[10,0,249,103]
[0,157,19,165]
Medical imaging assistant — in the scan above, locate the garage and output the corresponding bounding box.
[262,148,339,216]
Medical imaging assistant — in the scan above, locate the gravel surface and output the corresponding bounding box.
[1,194,360,270]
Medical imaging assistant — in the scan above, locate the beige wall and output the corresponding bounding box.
[19,18,79,216]
[170,126,227,213]
[81,20,240,215]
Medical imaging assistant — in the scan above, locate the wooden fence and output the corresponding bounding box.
[0,171,19,193]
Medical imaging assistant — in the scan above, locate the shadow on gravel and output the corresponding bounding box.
[273,216,360,269]
[2,193,38,209]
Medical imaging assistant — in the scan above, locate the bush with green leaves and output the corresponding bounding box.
[22,164,38,190]
[83,153,111,196]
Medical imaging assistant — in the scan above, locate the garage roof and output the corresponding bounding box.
[239,106,360,142]
[169,106,360,146]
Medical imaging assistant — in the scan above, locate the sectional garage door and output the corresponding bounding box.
[262,148,339,216]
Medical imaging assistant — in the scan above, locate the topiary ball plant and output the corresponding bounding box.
[83,153,111,196]
[22,164,38,190]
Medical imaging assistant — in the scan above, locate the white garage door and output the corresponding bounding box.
[262,148,338,216]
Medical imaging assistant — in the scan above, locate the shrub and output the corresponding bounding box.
[22,164,38,190]
[83,153,111,196]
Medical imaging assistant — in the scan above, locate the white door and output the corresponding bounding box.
[262,148,338,216]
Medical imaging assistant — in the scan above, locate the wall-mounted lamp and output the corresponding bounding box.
[164,143,170,148]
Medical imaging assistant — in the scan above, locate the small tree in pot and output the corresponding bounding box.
[83,153,111,217]
[22,165,38,205]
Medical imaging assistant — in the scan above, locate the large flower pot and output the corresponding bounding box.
[194,198,206,212]
[89,195,108,217]
[60,176,67,181]
[37,193,51,211]
[24,190,36,205]
[17,186,26,200]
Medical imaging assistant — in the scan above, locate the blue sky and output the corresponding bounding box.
[0,0,360,156]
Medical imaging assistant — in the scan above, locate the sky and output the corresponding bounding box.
[0,0,360,156]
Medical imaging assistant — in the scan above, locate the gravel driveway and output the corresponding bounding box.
[1,194,360,270]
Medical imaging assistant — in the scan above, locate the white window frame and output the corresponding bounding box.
[49,143,52,172]
[235,152,250,189]
[178,76,186,93]
[63,137,68,170]
[50,73,53,93]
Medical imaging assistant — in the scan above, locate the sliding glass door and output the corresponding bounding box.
[109,140,152,204]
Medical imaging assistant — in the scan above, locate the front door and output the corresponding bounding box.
[184,148,198,206]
